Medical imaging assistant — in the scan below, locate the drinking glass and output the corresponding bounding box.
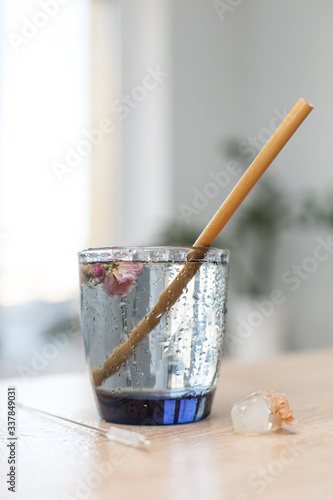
[79,246,229,425]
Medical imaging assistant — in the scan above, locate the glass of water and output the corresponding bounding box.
[78,246,229,425]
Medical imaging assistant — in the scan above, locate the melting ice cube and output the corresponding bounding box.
[231,391,272,434]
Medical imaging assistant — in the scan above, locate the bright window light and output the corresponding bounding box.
[0,0,90,305]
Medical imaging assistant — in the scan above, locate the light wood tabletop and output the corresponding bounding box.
[1,348,332,500]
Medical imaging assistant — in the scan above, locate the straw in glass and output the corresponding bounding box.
[92,98,313,386]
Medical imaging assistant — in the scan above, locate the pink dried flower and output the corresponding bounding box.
[92,263,106,282]
[113,262,143,284]
[104,262,143,297]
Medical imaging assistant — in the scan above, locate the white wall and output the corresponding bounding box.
[172,0,333,221]
[116,0,333,352]
[170,0,333,351]
[120,0,174,245]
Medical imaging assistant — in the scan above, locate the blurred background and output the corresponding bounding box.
[1,0,333,379]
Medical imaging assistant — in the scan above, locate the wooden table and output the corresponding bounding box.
[1,349,333,500]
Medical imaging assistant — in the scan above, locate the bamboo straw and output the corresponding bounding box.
[92,98,313,386]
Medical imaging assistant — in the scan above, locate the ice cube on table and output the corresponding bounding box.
[231,391,272,434]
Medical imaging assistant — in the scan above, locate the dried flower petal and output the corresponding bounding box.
[266,390,296,429]
[103,272,131,297]
[92,263,106,282]
[80,263,91,283]
[80,261,143,297]
[104,262,143,297]
[113,262,143,283]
